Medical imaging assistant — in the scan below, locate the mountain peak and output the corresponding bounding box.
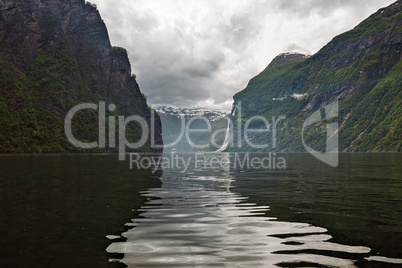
[0,0,163,153]
[273,52,310,64]
[232,0,402,152]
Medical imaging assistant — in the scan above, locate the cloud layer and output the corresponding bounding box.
[93,0,395,110]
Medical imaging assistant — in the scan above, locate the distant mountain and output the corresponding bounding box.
[230,1,402,152]
[0,0,162,153]
[155,106,227,152]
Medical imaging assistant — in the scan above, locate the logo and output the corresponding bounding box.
[64,101,339,168]
[302,101,339,167]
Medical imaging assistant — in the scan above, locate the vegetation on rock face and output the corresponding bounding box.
[85,1,97,9]
[111,46,128,56]
[0,0,162,153]
[230,1,402,152]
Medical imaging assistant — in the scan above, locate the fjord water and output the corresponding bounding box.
[0,155,162,268]
[1,154,401,267]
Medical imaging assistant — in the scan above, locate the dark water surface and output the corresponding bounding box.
[1,153,401,267]
[0,154,162,267]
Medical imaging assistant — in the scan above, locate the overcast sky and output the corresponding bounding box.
[92,0,395,111]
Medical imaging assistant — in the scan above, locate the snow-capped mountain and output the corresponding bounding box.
[154,106,227,121]
[154,106,228,152]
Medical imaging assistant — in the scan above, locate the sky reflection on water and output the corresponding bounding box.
[106,153,399,268]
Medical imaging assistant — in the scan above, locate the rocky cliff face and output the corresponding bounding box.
[231,1,401,152]
[0,0,163,152]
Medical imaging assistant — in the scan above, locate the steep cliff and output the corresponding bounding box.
[231,1,402,152]
[0,0,163,152]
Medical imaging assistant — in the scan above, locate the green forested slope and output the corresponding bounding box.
[231,1,402,152]
[0,0,162,153]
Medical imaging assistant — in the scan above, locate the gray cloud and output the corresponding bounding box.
[276,0,393,18]
[284,43,310,54]
[94,0,395,110]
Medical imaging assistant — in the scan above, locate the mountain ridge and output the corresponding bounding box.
[0,0,163,153]
[230,0,401,152]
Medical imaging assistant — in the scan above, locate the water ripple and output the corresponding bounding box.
[106,175,376,267]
